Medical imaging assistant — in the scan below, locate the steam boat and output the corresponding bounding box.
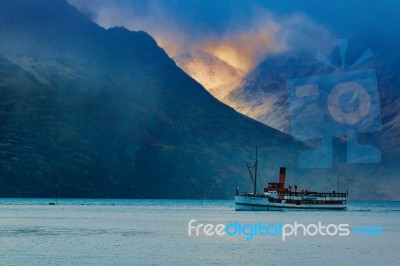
[235,148,347,211]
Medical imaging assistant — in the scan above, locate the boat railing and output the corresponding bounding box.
[285,191,347,198]
[239,192,270,198]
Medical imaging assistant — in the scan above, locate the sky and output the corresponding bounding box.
[68,0,400,73]
[68,0,334,73]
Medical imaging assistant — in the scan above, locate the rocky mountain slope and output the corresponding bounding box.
[0,0,309,199]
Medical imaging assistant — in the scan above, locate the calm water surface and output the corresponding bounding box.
[0,199,399,265]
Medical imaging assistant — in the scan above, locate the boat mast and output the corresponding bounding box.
[254,146,258,195]
[246,146,259,195]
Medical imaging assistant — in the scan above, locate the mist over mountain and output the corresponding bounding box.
[227,52,327,133]
[228,40,400,199]
[174,50,244,102]
[0,0,310,199]
[0,0,397,200]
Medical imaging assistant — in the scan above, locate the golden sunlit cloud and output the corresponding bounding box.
[153,35,187,58]
[203,28,284,72]
[69,1,333,75]
[69,0,335,113]
[147,14,287,73]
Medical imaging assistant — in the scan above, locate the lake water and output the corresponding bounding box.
[0,199,399,265]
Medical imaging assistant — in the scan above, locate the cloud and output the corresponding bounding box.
[69,0,336,73]
[202,17,283,72]
[68,0,198,56]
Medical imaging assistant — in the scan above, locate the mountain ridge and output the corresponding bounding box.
[226,44,400,200]
[0,0,312,199]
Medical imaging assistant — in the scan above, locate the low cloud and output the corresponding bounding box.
[202,19,282,72]
[69,0,335,73]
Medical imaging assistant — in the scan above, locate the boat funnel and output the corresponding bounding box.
[279,167,286,187]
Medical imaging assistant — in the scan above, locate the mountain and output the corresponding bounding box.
[174,50,244,102]
[1,0,397,200]
[227,41,400,199]
[227,52,329,134]
[0,0,310,199]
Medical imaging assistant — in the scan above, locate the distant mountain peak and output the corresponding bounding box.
[174,50,244,101]
[0,0,309,199]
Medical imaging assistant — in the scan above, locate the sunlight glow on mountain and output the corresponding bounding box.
[203,29,282,73]
[68,0,335,121]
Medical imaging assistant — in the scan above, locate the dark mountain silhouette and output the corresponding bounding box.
[0,0,311,198]
[0,0,396,199]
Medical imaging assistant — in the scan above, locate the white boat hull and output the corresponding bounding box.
[235,195,347,211]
